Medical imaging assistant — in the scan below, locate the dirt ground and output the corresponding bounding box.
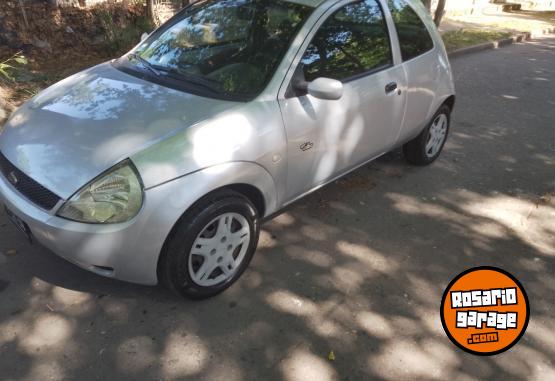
[0,1,147,115]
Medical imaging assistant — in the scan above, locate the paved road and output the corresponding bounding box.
[1,37,554,381]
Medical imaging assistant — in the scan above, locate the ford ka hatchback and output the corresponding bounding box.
[0,0,455,298]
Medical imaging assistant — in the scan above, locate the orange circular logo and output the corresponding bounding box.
[441,267,530,356]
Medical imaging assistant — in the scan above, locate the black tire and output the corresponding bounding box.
[403,104,451,166]
[158,189,260,299]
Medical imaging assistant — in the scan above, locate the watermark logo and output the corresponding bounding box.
[440,267,529,356]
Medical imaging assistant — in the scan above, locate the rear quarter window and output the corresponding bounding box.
[388,0,434,61]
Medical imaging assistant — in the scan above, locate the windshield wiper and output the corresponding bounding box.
[152,66,223,94]
[126,56,225,95]
[128,53,161,76]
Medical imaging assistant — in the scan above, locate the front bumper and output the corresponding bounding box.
[0,160,278,285]
[0,170,181,285]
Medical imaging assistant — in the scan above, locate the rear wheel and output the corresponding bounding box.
[158,190,259,299]
[404,105,451,166]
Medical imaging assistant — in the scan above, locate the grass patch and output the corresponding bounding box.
[442,29,513,51]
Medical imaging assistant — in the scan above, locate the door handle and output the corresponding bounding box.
[385,82,398,94]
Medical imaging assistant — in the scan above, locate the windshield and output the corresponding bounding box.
[126,0,312,100]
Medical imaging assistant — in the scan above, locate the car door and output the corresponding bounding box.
[387,0,440,142]
[278,0,407,202]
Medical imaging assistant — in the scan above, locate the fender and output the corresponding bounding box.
[146,161,278,218]
[115,161,278,284]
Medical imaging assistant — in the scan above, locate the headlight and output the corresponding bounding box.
[57,161,143,224]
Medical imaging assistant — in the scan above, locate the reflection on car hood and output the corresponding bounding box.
[0,62,239,199]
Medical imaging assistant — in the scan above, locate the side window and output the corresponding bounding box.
[300,0,392,82]
[388,0,434,61]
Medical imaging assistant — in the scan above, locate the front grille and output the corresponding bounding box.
[0,151,61,210]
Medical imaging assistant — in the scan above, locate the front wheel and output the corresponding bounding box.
[404,105,451,166]
[158,190,260,299]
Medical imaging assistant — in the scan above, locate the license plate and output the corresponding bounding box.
[4,206,32,243]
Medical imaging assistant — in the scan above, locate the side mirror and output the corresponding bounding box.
[307,77,343,100]
[140,32,149,42]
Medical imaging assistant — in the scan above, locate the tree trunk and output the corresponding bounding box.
[146,0,155,24]
[421,0,432,12]
[434,0,446,27]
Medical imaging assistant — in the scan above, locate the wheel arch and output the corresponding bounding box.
[226,183,266,217]
[443,95,456,111]
[156,183,266,288]
[169,182,267,221]
[152,161,277,284]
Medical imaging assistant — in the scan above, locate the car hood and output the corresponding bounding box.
[0,62,239,199]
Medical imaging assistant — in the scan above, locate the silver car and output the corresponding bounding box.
[0,0,454,298]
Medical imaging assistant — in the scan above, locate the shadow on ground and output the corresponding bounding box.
[0,38,554,381]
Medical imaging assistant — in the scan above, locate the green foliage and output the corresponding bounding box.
[442,29,513,51]
[0,52,28,82]
[99,11,154,56]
